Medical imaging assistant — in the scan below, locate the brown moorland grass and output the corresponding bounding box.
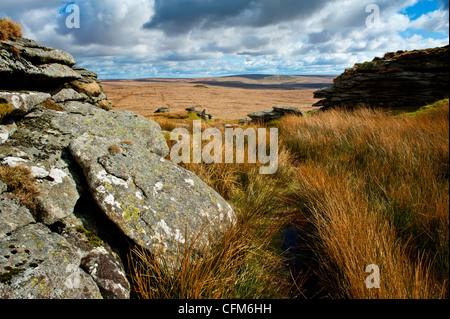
[130,99,448,299]
[279,101,449,298]
[130,125,298,299]
[0,165,41,215]
[102,79,326,120]
[0,17,22,41]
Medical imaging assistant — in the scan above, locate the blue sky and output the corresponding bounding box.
[1,0,448,79]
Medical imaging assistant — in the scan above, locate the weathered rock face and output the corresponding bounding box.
[0,38,236,299]
[314,46,449,109]
[70,134,234,257]
[0,38,80,90]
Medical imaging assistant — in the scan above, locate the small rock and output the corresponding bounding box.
[155,107,170,114]
[52,88,88,103]
[185,107,199,113]
[30,166,50,179]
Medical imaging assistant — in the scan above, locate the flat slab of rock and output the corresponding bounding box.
[0,91,51,116]
[0,196,35,237]
[69,134,236,260]
[4,38,77,67]
[51,88,88,103]
[0,38,81,90]
[272,106,305,116]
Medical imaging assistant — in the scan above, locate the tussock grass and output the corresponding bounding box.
[0,17,23,41]
[280,101,449,298]
[0,165,41,215]
[129,216,289,299]
[131,100,448,299]
[130,121,296,299]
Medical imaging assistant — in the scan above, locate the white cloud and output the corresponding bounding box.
[1,0,448,78]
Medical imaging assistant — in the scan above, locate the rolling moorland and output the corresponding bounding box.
[0,17,449,300]
[102,75,334,120]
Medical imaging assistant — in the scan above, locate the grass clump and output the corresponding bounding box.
[108,144,122,156]
[279,100,449,298]
[40,99,64,112]
[0,17,23,41]
[0,165,41,215]
[129,121,296,299]
[132,99,448,299]
[0,103,13,123]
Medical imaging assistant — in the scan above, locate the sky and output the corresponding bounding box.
[1,0,449,79]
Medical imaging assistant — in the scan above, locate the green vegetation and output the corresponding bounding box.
[75,226,104,248]
[188,112,201,120]
[0,103,13,123]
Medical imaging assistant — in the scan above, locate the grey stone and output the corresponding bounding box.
[0,182,6,194]
[0,126,10,144]
[61,228,130,299]
[272,106,305,116]
[73,67,97,78]
[51,102,169,158]
[0,38,81,90]
[0,196,35,237]
[248,110,283,123]
[69,134,236,264]
[185,107,199,113]
[51,88,89,103]
[0,92,51,116]
[313,45,449,109]
[0,223,103,299]
[155,107,170,113]
[35,167,80,225]
[3,38,76,67]
[80,246,130,299]
[0,119,17,145]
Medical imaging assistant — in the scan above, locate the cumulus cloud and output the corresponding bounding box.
[1,0,448,78]
[144,0,331,34]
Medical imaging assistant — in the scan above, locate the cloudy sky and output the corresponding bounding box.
[1,0,448,79]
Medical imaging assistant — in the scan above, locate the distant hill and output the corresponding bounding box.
[105,74,336,90]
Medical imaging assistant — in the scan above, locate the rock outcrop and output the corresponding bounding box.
[0,37,235,299]
[248,106,305,123]
[314,46,449,109]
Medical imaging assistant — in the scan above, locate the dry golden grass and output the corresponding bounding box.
[289,163,442,298]
[0,17,22,41]
[129,215,289,299]
[108,144,122,156]
[280,101,449,298]
[131,99,448,299]
[130,123,297,299]
[0,165,41,215]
